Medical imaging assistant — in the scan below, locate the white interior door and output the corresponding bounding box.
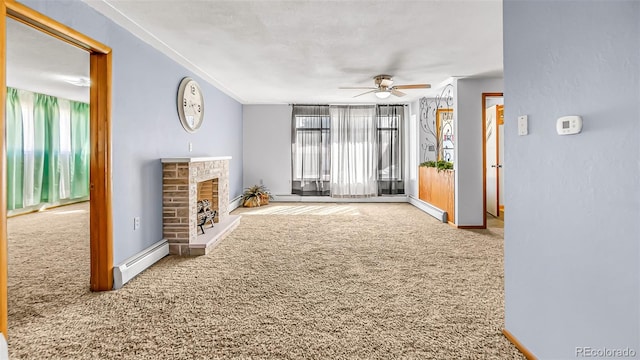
[498,106,504,213]
[485,105,498,217]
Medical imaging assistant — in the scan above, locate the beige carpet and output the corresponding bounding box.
[7,202,522,359]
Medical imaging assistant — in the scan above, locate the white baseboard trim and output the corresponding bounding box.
[229,195,243,211]
[408,196,447,223]
[7,197,89,217]
[272,194,409,203]
[113,239,169,289]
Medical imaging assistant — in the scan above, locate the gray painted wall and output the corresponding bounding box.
[454,78,503,226]
[504,1,639,358]
[20,0,244,265]
[244,103,418,198]
[242,105,292,195]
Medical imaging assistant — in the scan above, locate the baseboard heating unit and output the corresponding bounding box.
[408,196,447,223]
[229,195,243,211]
[113,239,169,289]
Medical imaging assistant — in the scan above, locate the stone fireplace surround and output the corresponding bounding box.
[162,157,241,255]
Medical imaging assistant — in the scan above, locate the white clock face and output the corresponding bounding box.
[177,77,204,132]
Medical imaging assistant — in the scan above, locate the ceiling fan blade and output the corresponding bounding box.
[353,89,377,97]
[339,86,377,90]
[393,84,431,89]
[391,88,406,97]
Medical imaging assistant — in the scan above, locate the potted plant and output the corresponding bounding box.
[242,184,273,207]
[419,160,453,172]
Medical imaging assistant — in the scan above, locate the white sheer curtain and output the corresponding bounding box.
[291,105,331,195]
[18,89,36,207]
[329,105,378,197]
[58,99,72,199]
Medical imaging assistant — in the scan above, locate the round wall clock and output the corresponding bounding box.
[177,77,204,133]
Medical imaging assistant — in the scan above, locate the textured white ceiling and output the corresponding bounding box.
[84,0,503,104]
[7,1,503,105]
[7,18,90,103]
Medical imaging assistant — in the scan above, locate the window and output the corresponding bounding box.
[291,105,331,195]
[291,104,405,196]
[6,88,90,211]
[377,105,404,195]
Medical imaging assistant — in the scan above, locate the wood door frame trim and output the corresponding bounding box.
[6,1,110,53]
[0,0,113,338]
[503,329,537,359]
[456,225,486,230]
[0,0,6,341]
[481,92,503,229]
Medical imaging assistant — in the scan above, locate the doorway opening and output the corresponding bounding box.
[6,15,92,341]
[0,0,113,338]
[482,93,504,228]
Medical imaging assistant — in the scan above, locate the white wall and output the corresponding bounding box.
[454,78,503,226]
[407,100,420,198]
[243,105,292,195]
[486,97,503,108]
[504,1,640,358]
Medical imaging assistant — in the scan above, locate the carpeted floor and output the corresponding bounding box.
[7,202,520,359]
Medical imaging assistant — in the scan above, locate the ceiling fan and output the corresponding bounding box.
[339,74,431,99]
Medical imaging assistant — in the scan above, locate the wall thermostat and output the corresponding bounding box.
[556,115,582,135]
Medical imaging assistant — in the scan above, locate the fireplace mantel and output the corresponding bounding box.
[161,156,232,163]
[161,156,240,255]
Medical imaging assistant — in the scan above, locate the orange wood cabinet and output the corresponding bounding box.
[418,167,455,224]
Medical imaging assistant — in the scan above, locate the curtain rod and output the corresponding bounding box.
[290,103,408,106]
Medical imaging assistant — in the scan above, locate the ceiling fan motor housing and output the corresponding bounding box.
[374,74,393,87]
[338,74,429,98]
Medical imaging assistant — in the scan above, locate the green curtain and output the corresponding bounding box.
[32,93,60,204]
[7,88,89,211]
[6,88,24,210]
[70,101,89,198]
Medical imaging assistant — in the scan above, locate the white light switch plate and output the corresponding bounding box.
[518,115,528,136]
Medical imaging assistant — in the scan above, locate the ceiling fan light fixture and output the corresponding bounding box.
[63,77,91,87]
[375,90,391,99]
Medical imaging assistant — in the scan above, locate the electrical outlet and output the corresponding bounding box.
[134,217,140,230]
[188,142,193,152]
